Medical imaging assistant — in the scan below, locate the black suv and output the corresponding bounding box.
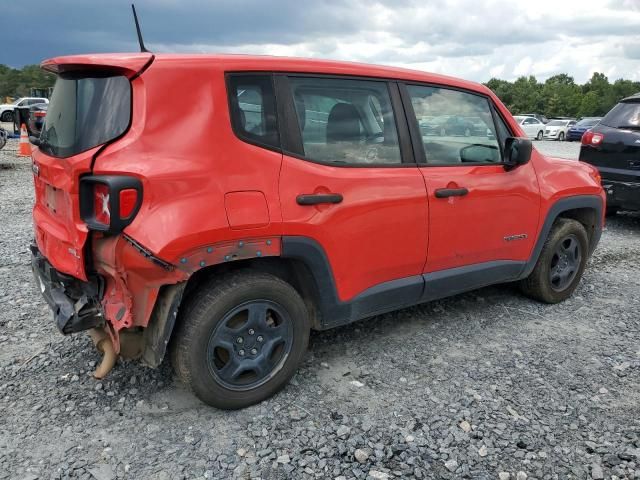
[579,93,640,214]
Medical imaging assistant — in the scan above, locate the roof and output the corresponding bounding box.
[621,92,640,102]
[41,52,492,96]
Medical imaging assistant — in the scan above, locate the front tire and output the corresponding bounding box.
[171,270,310,409]
[0,111,12,122]
[519,218,589,304]
[536,130,544,140]
[558,132,565,141]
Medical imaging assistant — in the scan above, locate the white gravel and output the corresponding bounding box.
[1,138,639,479]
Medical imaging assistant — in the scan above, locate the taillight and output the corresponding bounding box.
[80,176,143,233]
[582,130,604,146]
[34,111,46,118]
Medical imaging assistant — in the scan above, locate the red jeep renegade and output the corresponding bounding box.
[31,53,605,409]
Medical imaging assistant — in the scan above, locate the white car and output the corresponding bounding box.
[543,119,577,141]
[514,115,546,140]
[0,97,49,122]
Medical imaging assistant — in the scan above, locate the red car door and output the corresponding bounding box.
[402,84,540,276]
[277,76,429,304]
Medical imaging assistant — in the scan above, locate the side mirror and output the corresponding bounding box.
[504,137,532,170]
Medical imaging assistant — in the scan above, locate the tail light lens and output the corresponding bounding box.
[34,111,47,118]
[80,176,142,233]
[582,130,604,146]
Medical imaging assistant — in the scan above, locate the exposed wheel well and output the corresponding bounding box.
[182,257,323,330]
[556,207,599,248]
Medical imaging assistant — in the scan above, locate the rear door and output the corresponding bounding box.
[32,68,138,280]
[277,75,429,303]
[401,83,540,274]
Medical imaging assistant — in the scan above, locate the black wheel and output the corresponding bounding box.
[520,218,589,303]
[0,111,12,122]
[171,270,310,409]
[558,132,565,141]
[536,130,544,140]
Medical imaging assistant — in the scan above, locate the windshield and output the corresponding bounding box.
[514,116,525,123]
[576,118,599,127]
[40,74,131,158]
[547,120,566,126]
[601,102,640,129]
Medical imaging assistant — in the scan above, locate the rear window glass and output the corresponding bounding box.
[39,75,131,158]
[601,102,640,129]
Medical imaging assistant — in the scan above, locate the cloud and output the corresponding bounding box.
[2,0,639,83]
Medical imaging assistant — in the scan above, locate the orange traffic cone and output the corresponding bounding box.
[18,123,31,157]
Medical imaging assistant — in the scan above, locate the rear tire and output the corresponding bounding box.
[519,218,589,304]
[171,270,310,409]
[0,111,12,122]
[536,130,544,140]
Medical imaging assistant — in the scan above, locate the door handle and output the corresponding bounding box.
[434,187,469,198]
[296,193,343,205]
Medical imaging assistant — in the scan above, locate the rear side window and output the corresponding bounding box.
[406,85,501,165]
[288,77,402,165]
[40,75,131,158]
[227,75,279,150]
[601,102,640,129]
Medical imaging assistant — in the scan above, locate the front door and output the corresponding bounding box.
[277,75,429,303]
[402,84,540,275]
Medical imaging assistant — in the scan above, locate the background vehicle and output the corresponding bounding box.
[543,119,576,141]
[31,53,604,410]
[0,97,48,122]
[519,113,549,124]
[514,115,546,140]
[438,115,475,136]
[579,93,640,214]
[27,103,47,137]
[566,117,601,141]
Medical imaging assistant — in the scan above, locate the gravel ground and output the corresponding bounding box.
[1,139,639,480]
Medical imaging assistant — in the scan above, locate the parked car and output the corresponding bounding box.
[438,115,476,136]
[0,97,48,122]
[543,119,577,141]
[579,93,640,214]
[519,113,549,124]
[27,103,48,137]
[566,117,601,141]
[31,53,604,409]
[514,115,546,140]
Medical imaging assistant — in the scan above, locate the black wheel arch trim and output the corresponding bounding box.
[519,194,603,279]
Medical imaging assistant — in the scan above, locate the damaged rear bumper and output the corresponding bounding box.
[30,244,104,334]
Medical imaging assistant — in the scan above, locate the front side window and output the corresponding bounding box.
[407,85,501,165]
[289,77,402,165]
[227,74,279,149]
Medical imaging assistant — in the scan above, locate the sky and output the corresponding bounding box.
[2,0,640,83]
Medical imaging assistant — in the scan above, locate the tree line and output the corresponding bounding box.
[1,64,638,119]
[0,64,56,101]
[485,73,640,119]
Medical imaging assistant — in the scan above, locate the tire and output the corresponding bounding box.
[0,111,12,123]
[171,270,310,409]
[536,130,544,140]
[558,132,565,141]
[440,127,446,136]
[464,128,470,137]
[519,218,589,304]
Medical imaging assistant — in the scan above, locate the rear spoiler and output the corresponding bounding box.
[41,53,154,78]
